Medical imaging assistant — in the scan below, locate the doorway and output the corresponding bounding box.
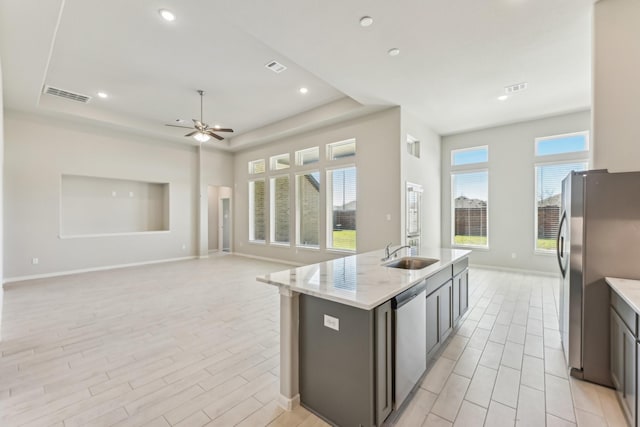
[220,198,231,252]
[207,185,232,253]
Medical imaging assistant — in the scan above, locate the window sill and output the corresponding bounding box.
[296,245,320,251]
[326,248,357,255]
[270,242,292,248]
[452,244,489,251]
[248,240,266,245]
[534,249,556,256]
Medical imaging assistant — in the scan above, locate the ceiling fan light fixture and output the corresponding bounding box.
[159,9,176,22]
[193,132,211,143]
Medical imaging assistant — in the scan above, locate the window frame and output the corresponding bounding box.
[270,153,290,171]
[326,164,357,253]
[534,131,590,158]
[295,147,320,166]
[327,138,356,161]
[248,178,267,243]
[269,174,291,246]
[248,159,266,175]
[295,169,321,250]
[533,159,589,255]
[450,168,490,249]
[451,145,489,168]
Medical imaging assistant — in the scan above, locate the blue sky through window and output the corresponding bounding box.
[536,134,587,156]
[453,171,488,201]
[452,147,488,166]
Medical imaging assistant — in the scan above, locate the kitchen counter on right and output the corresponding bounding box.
[606,277,640,314]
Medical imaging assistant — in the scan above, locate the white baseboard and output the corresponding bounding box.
[471,263,557,277]
[232,252,303,267]
[3,256,197,287]
[277,393,300,411]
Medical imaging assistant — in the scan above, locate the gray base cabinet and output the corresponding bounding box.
[610,291,637,426]
[426,259,469,360]
[299,294,392,427]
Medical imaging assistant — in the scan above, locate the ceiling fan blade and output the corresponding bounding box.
[165,124,194,129]
[211,128,234,133]
[185,131,198,137]
[205,131,225,141]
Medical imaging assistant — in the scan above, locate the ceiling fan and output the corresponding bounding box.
[165,90,233,142]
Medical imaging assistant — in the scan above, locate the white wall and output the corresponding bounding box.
[233,108,402,265]
[400,109,442,248]
[593,0,640,172]
[441,110,591,273]
[3,111,233,280]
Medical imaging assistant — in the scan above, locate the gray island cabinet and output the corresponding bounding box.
[257,247,470,426]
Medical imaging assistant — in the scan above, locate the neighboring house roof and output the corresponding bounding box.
[538,194,561,207]
[334,200,356,211]
[455,196,486,208]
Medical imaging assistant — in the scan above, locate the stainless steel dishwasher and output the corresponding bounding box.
[393,281,427,409]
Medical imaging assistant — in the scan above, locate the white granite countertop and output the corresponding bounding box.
[606,277,640,314]
[257,247,471,310]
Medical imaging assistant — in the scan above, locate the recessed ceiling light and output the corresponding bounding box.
[97,92,108,99]
[175,118,186,124]
[497,95,509,101]
[159,9,175,22]
[299,87,309,94]
[387,48,400,57]
[359,16,374,27]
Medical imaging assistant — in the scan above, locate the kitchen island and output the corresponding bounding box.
[257,246,470,426]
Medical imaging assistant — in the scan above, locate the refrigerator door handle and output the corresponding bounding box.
[556,211,567,278]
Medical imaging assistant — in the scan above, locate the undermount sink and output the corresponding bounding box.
[384,257,439,270]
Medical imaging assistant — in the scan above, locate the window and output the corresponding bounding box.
[536,132,588,157]
[249,180,266,241]
[327,167,356,251]
[270,154,290,170]
[452,171,488,247]
[296,147,319,166]
[270,176,290,244]
[327,139,356,160]
[535,162,587,251]
[296,172,320,247]
[407,135,420,159]
[248,159,266,175]
[534,132,589,252]
[452,146,488,166]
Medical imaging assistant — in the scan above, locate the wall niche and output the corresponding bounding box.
[60,175,170,237]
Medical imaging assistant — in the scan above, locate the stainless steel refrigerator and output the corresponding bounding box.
[558,170,640,387]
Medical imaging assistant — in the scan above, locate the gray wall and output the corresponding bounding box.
[233,108,402,265]
[441,110,591,273]
[3,111,233,280]
[593,0,640,172]
[401,109,442,249]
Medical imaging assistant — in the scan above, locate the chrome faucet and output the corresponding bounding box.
[382,243,411,262]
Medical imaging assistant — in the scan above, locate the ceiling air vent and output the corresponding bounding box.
[265,60,287,73]
[43,85,92,103]
[504,82,528,95]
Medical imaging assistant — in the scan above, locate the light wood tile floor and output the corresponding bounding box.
[0,255,627,426]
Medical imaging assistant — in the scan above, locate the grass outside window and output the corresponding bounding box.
[332,230,356,251]
[454,235,487,246]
